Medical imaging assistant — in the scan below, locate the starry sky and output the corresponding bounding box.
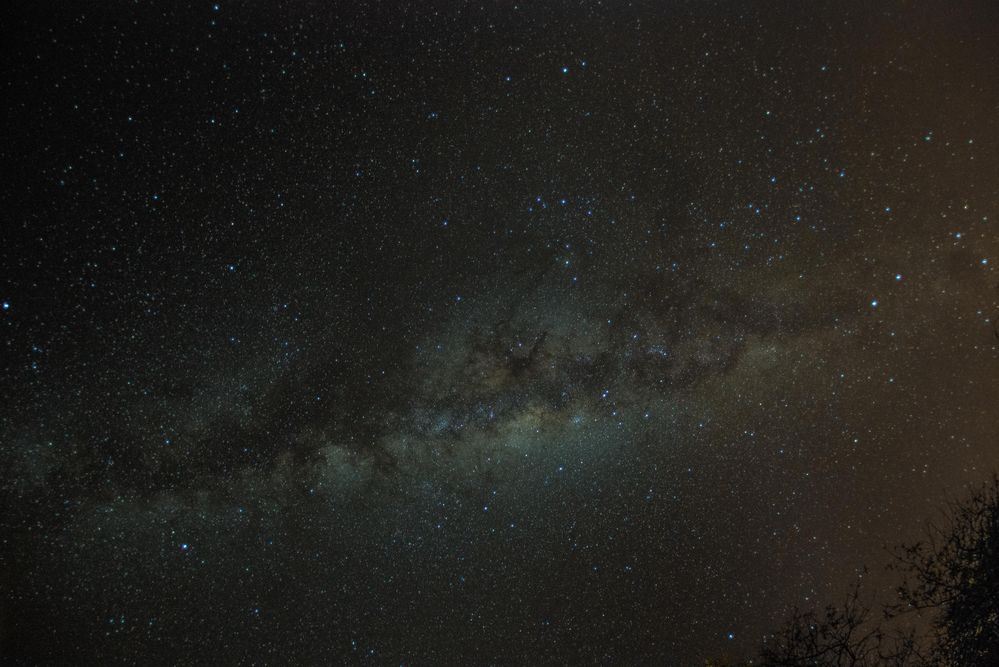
[2,1,998,664]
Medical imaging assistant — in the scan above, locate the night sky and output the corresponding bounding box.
[2,1,999,664]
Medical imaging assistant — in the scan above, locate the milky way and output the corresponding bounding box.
[2,1,999,664]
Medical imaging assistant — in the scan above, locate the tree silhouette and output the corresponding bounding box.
[889,475,999,666]
[759,581,922,666]
[757,475,999,667]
